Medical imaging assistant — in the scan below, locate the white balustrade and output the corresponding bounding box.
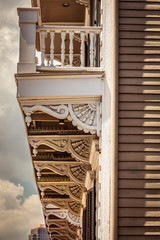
[37,26,102,69]
[41,30,47,66]
[80,32,85,67]
[90,32,95,67]
[69,31,74,67]
[50,31,55,67]
[61,31,66,67]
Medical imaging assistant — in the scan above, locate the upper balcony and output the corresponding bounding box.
[17,0,102,74]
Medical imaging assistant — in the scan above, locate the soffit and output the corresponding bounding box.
[32,0,85,24]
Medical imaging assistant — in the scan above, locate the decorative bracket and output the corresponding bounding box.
[47,219,77,234]
[38,183,84,202]
[44,209,82,226]
[49,230,76,240]
[76,0,89,7]
[34,161,90,185]
[42,198,82,216]
[22,102,101,136]
[29,135,95,163]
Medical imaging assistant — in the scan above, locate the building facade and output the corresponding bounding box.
[15,0,160,239]
[29,224,50,240]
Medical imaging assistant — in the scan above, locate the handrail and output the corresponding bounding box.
[37,25,102,33]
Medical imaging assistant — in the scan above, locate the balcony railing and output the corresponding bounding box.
[36,26,102,70]
[17,8,102,73]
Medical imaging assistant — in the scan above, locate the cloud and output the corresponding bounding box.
[0,2,44,239]
[0,179,44,240]
[0,0,35,185]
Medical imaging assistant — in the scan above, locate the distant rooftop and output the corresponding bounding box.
[33,224,46,229]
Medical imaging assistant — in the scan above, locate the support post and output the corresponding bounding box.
[17,8,39,73]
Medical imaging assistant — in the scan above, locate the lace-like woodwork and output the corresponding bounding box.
[42,198,82,216]
[44,209,81,227]
[22,102,101,136]
[38,183,83,202]
[34,161,89,185]
[29,135,94,163]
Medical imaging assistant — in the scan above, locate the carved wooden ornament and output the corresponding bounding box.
[22,102,101,136]
[44,209,82,227]
[29,135,94,163]
[34,161,90,185]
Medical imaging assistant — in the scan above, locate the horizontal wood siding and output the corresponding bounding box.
[118,0,160,239]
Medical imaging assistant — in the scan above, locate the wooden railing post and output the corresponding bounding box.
[61,31,66,67]
[69,31,74,67]
[89,32,95,67]
[50,31,55,67]
[41,30,47,66]
[80,32,85,67]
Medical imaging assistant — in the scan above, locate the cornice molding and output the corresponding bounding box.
[22,102,101,136]
[29,135,95,163]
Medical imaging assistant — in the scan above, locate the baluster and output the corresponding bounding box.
[61,31,66,67]
[46,56,50,66]
[80,32,85,67]
[69,31,74,67]
[50,31,55,66]
[89,32,95,67]
[41,30,47,66]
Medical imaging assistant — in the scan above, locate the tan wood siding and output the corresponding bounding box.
[118,0,160,238]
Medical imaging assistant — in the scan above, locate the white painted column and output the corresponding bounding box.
[98,0,112,239]
[17,8,39,73]
[80,32,85,67]
[50,31,55,67]
[61,31,66,67]
[69,31,74,67]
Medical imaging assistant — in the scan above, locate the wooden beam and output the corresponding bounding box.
[110,0,118,239]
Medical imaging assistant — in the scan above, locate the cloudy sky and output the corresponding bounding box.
[0,0,44,239]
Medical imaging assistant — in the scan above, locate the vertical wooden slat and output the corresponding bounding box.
[111,0,119,239]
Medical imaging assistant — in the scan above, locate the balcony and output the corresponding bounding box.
[16,2,102,239]
[17,8,102,74]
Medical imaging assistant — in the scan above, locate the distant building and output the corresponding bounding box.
[29,224,49,240]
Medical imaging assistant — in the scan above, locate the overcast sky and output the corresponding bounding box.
[0,0,44,239]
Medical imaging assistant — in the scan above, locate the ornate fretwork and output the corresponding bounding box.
[76,0,89,7]
[38,183,83,202]
[42,198,82,216]
[47,219,77,234]
[29,135,94,163]
[55,55,81,67]
[34,161,88,185]
[49,229,77,240]
[22,102,101,136]
[44,209,82,227]
[34,161,90,185]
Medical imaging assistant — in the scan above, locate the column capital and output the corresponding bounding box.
[17,7,40,24]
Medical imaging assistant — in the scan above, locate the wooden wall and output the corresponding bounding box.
[118,0,160,239]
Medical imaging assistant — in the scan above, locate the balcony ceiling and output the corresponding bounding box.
[32,0,85,25]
